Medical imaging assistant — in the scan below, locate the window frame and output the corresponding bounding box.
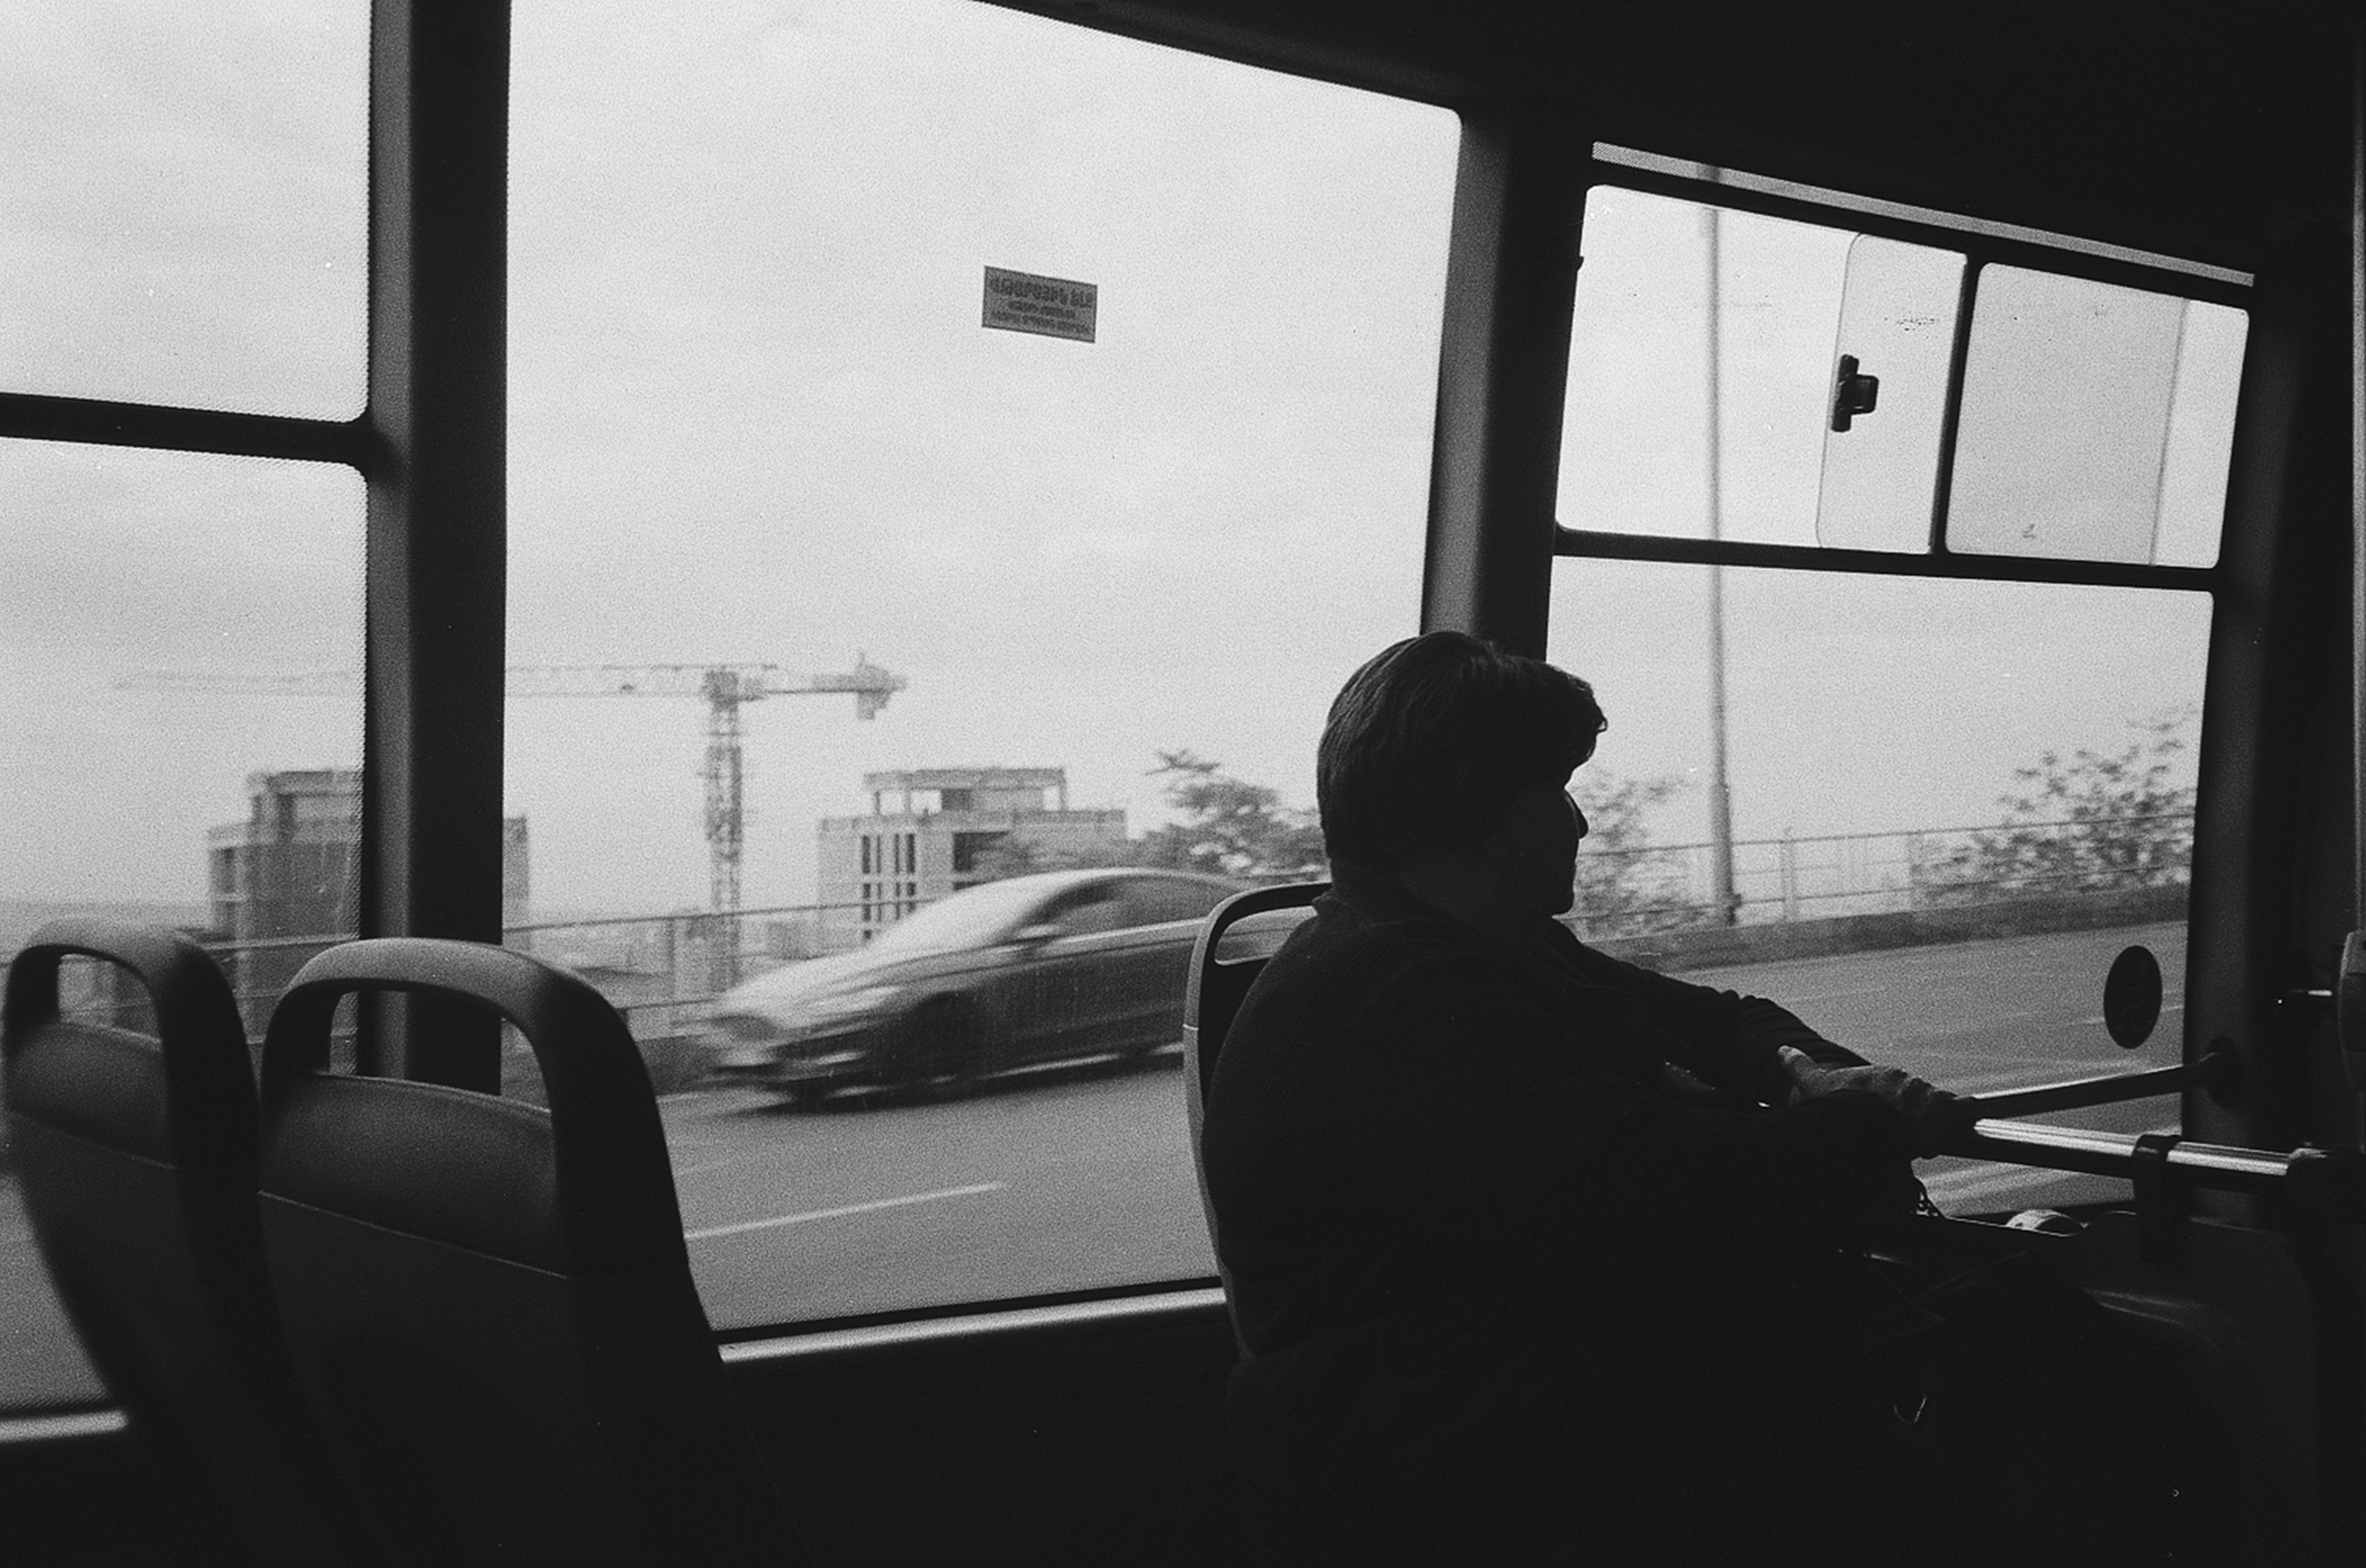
[0,4,510,1085]
[1526,157,2272,1163]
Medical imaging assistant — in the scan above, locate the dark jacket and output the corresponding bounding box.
[1202,862,1920,1564]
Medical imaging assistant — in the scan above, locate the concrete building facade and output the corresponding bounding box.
[816,767,1127,947]
[206,768,530,1000]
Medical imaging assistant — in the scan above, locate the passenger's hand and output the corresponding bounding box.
[1779,1046,1969,1157]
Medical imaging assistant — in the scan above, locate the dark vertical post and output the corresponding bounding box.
[1702,203,1739,926]
[2354,17,2366,955]
[2346,19,2366,1145]
[1422,106,1587,657]
[359,0,510,1089]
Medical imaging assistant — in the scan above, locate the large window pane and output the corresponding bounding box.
[510,0,1454,1328]
[1548,559,2209,1211]
[0,1,368,417]
[0,438,363,1410]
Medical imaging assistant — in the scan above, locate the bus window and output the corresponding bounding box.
[0,2,367,419]
[507,0,1454,1330]
[1548,175,2238,1211]
[0,438,364,1408]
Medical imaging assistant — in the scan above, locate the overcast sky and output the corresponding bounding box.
[1,0,2223,922]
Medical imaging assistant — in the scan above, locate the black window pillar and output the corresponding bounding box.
[1422,104,1587,657]
[361,0,510,1087]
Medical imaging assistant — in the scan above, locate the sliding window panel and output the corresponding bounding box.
[1561,185,2243,570]
[1948,273,2243,568]
[1559,185,1940,549]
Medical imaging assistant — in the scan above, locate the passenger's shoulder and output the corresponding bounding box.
[1240,908,1530,1039]
[1269,900,1500,982]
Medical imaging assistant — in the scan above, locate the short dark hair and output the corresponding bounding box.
[1317,631,1605,868]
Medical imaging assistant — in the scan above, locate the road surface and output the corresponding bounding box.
[1,920,2185,1408]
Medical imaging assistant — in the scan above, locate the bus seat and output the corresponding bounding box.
[1,918,379,1567]
[1181,883,1324,1349]
[255,938,811,1568]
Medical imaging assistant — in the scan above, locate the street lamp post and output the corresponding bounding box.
[1703,203,1740,926]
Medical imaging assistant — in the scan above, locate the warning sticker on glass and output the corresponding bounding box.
[982,267,1097,343]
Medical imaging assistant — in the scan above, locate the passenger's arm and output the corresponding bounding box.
[1339,951,1921,1244]
[1555,934,1864,1103]
[1779,1045,1968,1157]
[1540,1060,1918,1246]
[1539,958,1961,1168]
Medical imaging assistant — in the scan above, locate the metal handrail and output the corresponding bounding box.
[1932,1045,2366,1218]
[1957,1042,2240,1120]
[1947,1119,2365,1218]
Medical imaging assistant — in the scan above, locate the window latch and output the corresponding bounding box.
[1829,353,1880,432]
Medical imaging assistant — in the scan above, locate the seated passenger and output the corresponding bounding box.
[1202,631,1967,1566]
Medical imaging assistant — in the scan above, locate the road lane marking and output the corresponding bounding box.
[1770,986,1886,1004]
[1945,1068,2077,1094]
[684,1182,1006,1241]
[0,1409,128,1445]
[1945,1063,2187,1096]
[2072,1002,2186,1028]
[1924,1165,2123,1208]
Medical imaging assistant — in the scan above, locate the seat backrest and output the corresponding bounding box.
[1180,883,1324,1347]
[255,938,810,1568]
[1,918,376,1567]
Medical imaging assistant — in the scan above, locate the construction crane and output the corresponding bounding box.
[503,661,903,926]
[118,658,905,986]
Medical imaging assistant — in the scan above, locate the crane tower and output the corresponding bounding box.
[508,660,903,990]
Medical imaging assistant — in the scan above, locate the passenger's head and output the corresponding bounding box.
[1317,631,1606,872]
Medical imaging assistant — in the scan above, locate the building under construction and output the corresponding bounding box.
[815,768,1127,947]
[205,768,530,1001]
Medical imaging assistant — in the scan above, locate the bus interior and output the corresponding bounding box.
[4,0,2366,1562]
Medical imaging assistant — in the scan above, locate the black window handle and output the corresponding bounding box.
[1830,353,1881,431]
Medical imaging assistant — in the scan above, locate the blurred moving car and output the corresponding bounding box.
[706,868,1243,1101]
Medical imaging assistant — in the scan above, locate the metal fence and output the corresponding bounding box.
[498,900,875,1041]
[42,901,874,1045]
[49,811,2195,1039]
[1567,811,2194,938]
